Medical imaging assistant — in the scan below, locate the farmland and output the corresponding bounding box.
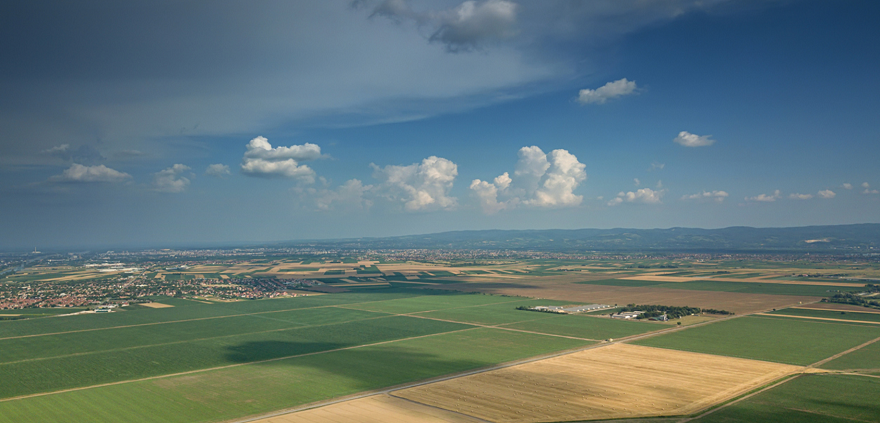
[632,315,880,365]
[689,374,880,423]
[393,344,801,423]
[2,252,880,423]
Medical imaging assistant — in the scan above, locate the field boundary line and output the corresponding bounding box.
[403,314,599,341]
[385,394,494,423]
[809,335,880,368]
[0,326,481,403]
[755,313,880,325]
[0,313,403,366]
[0,295,436,341]
[227,340,615,423]
[792,306,880,315]
[677,374,802,423]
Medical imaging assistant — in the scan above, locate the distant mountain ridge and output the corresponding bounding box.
[290,224,880,253]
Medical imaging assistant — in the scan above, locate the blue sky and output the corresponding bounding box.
[1,0,878,250]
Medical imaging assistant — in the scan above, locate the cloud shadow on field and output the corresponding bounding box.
[223,340,487,389]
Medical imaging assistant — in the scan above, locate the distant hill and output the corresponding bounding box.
[288,224,880,253]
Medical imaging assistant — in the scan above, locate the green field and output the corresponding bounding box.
[633,315,880,365]
[500,314,664,340]
[413,299,571,326]
[819,340,880,370]
[322,269,344,275]
[0,289,601,418]
[341,292,520,314]
[690,374,880,423]
[0,328,589,423]
[768,308,880,323]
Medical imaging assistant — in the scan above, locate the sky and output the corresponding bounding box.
[1,0,879,250]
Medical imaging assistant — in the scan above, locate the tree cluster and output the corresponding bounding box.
[618,304,732,319]
[822,291,880,309]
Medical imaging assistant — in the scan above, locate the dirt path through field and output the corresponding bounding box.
[808,335,880,368]
[755,313,880,325]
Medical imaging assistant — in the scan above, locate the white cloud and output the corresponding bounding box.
[527,149,587,207]
[577,78,637,105]
[681,190,729,203]
[745,190,781,202]
[205,164,231,177]
[817,190,835,199]
[789,193,813,200]
[240,136,320,182]
[41,143,105,164]
[842,183,853,190]
[152,164,191,193]
[608,188,665,206]
[49,163,132,183]
[673,131,715,147]
[470,146,586,213]
[314,179,374,211]
[374,0,519,52]
[633,178,640,186]
[43,144,70,154]
[863,182,879,194]
[372,156,458,211]
[648,162,665,171]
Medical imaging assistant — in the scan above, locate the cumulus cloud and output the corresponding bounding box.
[789,193,813,200]
[607,188,665,206]
[817,190,836,199]
[240,136,320,182]
[372,156,458,211]
[470,146,587,214]
[205,164,231,177]
[673,131,715,147]
[681,190,729,203]
[49,164,131,183]
[863,182,879,194]
[577,78,637,105]
[152,164,191,193]
[842,183,853,190]
[648,162,665,171]
[314,179,374,211]
[745,190,781,202]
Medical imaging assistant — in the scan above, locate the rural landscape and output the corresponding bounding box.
[2,227,879,423]
[2,1,879,422]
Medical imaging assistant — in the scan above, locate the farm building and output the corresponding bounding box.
[612,311,644,319]
[532,304,611,314]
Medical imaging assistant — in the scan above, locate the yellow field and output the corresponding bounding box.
[392,344,800,423]
[250,395,483,423]
[140,302,174,308]
[620,275,701,282]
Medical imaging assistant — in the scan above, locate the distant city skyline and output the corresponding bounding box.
[1,1,878,249]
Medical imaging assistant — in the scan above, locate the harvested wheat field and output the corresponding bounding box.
[250,395,483,423]
[140,302,174,308]
[393,344,801,423]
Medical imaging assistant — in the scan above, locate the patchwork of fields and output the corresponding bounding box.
[3,257,880,423]
[393,344,801,423]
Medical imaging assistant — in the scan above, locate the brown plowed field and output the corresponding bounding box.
[247,395,483,423]
[420,275,814,315]
[393,344,801,423]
